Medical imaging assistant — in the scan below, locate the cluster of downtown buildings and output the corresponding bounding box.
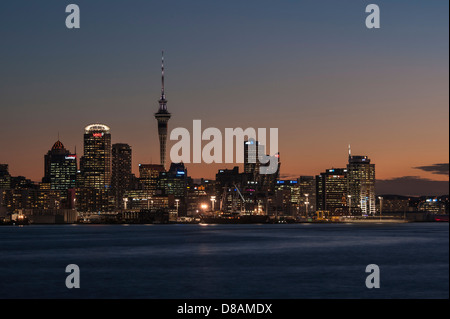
[0,125,447,224]
[0,56,447,224]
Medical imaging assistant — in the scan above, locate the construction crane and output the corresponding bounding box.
[234,184,247,214]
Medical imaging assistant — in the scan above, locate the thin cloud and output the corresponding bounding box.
[414,163,449,176]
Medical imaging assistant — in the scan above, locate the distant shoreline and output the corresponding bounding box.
[1,219,448,227]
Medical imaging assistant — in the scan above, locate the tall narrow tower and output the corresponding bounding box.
[154,51,171,170]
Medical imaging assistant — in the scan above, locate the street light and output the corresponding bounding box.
[347,195,352,216]
[175,199,180,216]
[304,194,309,217]
[210,196,216,212]
[378,196,383,220]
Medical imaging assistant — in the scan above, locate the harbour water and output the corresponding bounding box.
[0,223,448,299]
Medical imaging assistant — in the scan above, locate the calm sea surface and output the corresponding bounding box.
[0,223,448,299]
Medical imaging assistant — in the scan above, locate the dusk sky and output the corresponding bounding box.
[0,0,448,196]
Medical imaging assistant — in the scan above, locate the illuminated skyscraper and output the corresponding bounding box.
[158,163,188,198]
[76,124,113,213]
[0,164,11,190]
[347,147,376,215]
[244,139,280,193]
[154,51,171,170]
[79,124,112,189]
[139,164,165,196]
[111,143,132,209]
[43,140,77,192]
[244,139,263,179]
[274,180,299,215]
[316,168,348,215]
[259,152,281,193]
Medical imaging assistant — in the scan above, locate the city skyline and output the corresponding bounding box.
[0,1,448,304]
[0,0,448,196]
[0,124,448,197]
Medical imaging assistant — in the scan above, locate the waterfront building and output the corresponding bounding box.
[75,188,114,213]
[418,198,446,214]
[122,190,169,211]
[186,183,209,215]
[378,195,411,213]
[316,168,348,215]
[347,147,376,215]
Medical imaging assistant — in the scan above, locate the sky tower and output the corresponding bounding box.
[154,51,171,170]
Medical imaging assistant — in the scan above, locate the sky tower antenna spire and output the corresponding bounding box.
[155,50,171,170]
[161,50,165,99]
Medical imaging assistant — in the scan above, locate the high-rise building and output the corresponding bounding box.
[259,152,281,193]
[157,163,189,216]
[274,180,299,216]
[244,139,280,194]
[158,163,188,198]
[154,51,171,170]
[111,143,133,209]
[0,164,11,190]
[77,124,113,213]
[186,181,210,214]
[216,167,241,187]
[215,167,244,213]
[316,168,348,215]
[79,124,112,189]
[298,176,316,215]
[139,164,165,195]
[43,140,77,192]
[244,139,263,180]
[347,147,376,215]
[0,165,11,215]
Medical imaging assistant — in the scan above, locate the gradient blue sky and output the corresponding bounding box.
[0,0,448,195]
